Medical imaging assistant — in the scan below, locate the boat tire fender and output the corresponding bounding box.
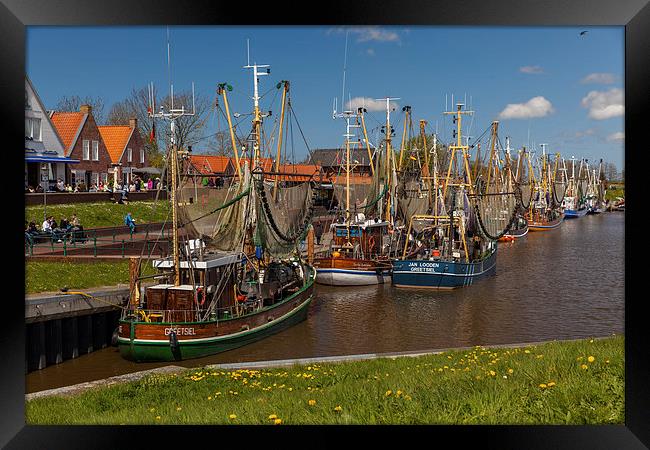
[169,330,179,350]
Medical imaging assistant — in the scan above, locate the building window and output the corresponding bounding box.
[83,140,90,160]
[127,148,132,162]
[91,172,99,187]
[140,149,145,163]
[25,117,41,141]
[101,173,108,184]
[92,140,99,160]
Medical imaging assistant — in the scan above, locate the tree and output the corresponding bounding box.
[54,95,105,124]
[107,86,161,167]
[107,86,212,169]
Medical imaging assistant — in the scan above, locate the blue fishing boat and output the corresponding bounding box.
[392,107,517,290]
[392,243,497,289]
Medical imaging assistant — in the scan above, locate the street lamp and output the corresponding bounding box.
[41,163,48,221]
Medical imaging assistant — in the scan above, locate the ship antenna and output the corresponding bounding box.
[341,30,349,114]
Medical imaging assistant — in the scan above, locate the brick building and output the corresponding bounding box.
[51,105,113,188]
[98,118,148,186]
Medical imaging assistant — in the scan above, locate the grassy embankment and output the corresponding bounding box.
[25,200,169,294]
[25,201,170,229]
[605,187,624,202]
[26,260,157,294]
[26,335,624,425]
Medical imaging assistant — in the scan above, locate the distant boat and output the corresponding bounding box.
[523,146,565,231]
[562,156,588,218]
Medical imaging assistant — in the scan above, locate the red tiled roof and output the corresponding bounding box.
[231,157,274,172]
[50,112,85,154]
[329,173,374,185]
[98,125,133,163]
[271,163,322,182]
[188,155,233,175]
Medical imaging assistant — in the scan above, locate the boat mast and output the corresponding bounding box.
[147,41,196,286]
[273,80,289,200]
[217,83,242,180]
[379,97,399,222]
[244,54,270,169]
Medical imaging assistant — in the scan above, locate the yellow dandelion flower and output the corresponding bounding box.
[334,406,342,412]
[268,414,278,420]
[396,390,403,397]
[176,407,182,411]
[308,399,316,406]
[508,368,514,374]
[405,395,412,401]
[385,390,392,397]
[539,383,547,389]
[587,356,595,363]
[229,414,237,420]
[288,388,293,392]
[524,350,531,354]
[489,370,496,376]
[207,396,213,400]
[156,416,161,420]
[605,359,610,364]
[581,364,588,370]
[274,418,282,425]
[548,382,556,387]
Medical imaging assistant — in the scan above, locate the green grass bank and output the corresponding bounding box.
[26,260,157,294]
[25,201,170,229]
[26,335,624,425]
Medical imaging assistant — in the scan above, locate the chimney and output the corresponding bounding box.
[79,104,92,114]
[129,117,137,129]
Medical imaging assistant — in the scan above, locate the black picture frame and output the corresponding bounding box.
[3,0,647,447]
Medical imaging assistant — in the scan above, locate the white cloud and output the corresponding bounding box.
[607,131,625,142]
[328,26,400,43]
[581,88,624,120]
[498,96,555,120]
[345,97,396,112]
[519,65,544,74]
[581,73,616,84]
[574,128,597,138]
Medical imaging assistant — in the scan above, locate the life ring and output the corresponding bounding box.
[196,286,206,306]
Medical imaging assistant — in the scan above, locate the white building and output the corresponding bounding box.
[25,76,79,191]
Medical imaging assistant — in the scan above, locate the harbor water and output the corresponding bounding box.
[26,212,624,394]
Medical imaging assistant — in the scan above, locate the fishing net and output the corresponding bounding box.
[474,184,518,240]
[333,182,374,214]
[176,166,251,252]
[255,177,315,257]
[397,179,430,232]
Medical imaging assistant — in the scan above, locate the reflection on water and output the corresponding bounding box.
[26,213,624,393]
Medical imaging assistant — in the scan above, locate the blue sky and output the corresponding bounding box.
[27,26,624,168]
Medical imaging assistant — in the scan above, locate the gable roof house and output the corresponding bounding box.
[98,118,148,185]
[51,105,113,189]
[24,76,79,191]
[187,154,235,177]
